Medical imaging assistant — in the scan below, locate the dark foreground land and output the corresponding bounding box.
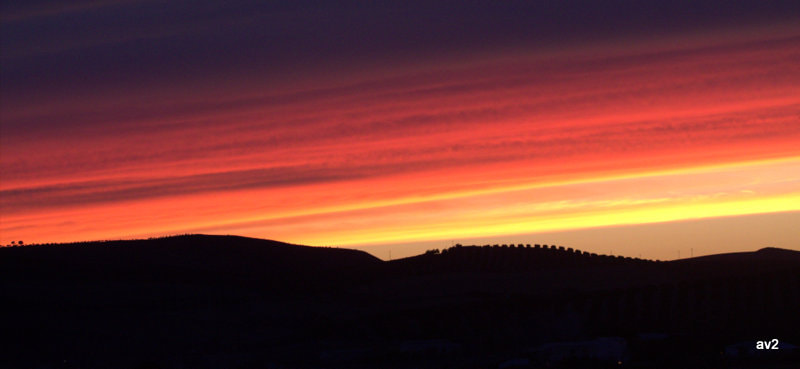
[2,235,799,368]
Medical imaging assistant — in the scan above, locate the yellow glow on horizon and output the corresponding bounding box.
[296,193,800,247]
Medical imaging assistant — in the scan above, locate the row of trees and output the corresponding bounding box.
[4,240,24,247]
[424,243,656,263]
[428,243,581,254]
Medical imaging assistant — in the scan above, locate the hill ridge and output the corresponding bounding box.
[6,234,797,264]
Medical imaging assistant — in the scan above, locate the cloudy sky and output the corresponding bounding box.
[2,1,799,259]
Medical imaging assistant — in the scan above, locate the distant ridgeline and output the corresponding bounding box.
[1,236,656,284]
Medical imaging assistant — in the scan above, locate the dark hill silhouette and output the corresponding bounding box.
[2,235,798,369]
[387,243,652,275]
[671,246,800,267]
[660,247,800,282]
[2,234,380,291]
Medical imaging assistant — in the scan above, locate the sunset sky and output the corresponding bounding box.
[2,1,799,260]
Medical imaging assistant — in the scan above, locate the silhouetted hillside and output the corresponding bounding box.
[670,246,800,269]
[2,234,380,290]
[388,243,653,275]
[2,235,798,369]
